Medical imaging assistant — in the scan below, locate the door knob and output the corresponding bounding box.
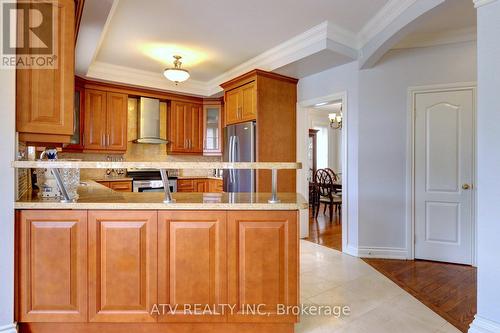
[462,184,471,190]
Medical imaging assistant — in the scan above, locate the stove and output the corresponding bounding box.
[127,169,178,193]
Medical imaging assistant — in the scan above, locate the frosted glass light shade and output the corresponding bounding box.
[163,68,190,83]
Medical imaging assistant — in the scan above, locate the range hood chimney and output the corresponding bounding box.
[133,97,169,144]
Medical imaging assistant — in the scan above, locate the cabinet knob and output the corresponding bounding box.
[462,184,471,190]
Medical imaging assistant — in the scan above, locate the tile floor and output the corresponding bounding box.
[297,240,461,333]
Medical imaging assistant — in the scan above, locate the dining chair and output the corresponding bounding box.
[314,169,342,222]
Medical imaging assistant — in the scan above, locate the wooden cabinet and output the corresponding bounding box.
[168,101,203,154]
[84,90,127,152]
[203,103,223,156]
[158,211,226,322]
[177,178,223,193]
[16,0,75,144]
[106,92,128,151]
[224,81,256,126]
[18,210,87,322]
[88,211,157,322]
[227,211,298,323]
[209,179,224,192]
[221,70,298,193]
[16,209,298,329]
[63,80,85,151]
[96,180,132,192]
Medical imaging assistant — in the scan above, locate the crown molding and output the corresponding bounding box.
[358,0,418,47]
[473,0,498,8]
[205,21,331,95]
[87,61,211,96]
[86,21,357,97]
[392,27,476,49]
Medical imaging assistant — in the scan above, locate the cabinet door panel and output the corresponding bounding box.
[225,89,240,125]
[106,92,128,151]
[241,82,257,121]
[194,179,207,192]
[89,211,157,322]
[190,104,203,153]
[158,211,226,322]
[168,101,187,153]
[84,89,107,150]
[16,0,74,141]
[18,210,87,322]
[228,211,298,323]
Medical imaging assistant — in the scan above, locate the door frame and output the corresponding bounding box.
[407,82,477,265]
[297,91,349,253]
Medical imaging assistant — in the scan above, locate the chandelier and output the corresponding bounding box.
[328,107,343,129]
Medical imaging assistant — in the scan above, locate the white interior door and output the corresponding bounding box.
[414,89,474,265]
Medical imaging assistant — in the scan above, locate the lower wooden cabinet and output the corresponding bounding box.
[88,211,157,322]
[16,209,298,325]
[96,180,132,192]
[18,210,87,322]
[177,178,223,193]
[228,211,298,323]
[158,211,226,322]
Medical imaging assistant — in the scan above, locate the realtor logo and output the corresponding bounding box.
[1,0,58,68]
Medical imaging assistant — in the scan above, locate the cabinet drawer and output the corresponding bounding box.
[177,179,194,192]
[109,181,132,192]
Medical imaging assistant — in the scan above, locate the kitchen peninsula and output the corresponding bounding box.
[13,161,304,333]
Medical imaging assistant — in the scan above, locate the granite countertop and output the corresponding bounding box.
[15,181,307,211]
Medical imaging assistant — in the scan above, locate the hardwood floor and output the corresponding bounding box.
[305,205,477,333]
[306,206,342,251]
[364,258,476,333]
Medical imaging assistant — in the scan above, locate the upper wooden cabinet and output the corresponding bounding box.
[84,89,127,152]
[167,101,203,154]
[16,0,75,144]
[17,210,87,322]
[203,102,223,156]
[224,81,256,126]
[220,70,299,192]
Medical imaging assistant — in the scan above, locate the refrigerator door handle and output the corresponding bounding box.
[233,136,239,190]
[231,135,237,184]
[228,136,234,183]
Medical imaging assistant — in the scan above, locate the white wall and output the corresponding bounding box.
[298,61,360,252]
[470,1,500,331]
[357,41,476,255]
[0,67,16,331]
[297,41,476,257]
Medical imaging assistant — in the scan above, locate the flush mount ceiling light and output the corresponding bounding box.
[163,55,190,84]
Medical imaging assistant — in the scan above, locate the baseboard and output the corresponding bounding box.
[469,315,500,333]
[343,244,359,257]
[357,246,409,260]
[0,323,17,333]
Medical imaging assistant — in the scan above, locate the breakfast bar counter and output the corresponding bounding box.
[13,161,303,333]
[16,180,307,210]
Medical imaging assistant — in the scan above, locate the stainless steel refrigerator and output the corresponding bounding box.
[223,121,256,192]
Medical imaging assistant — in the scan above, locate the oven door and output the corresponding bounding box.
[133,180,177,193]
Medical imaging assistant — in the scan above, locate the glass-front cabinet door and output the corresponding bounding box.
[203,103,222,156]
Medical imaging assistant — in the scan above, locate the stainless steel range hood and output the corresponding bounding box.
[133,97,169,144]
